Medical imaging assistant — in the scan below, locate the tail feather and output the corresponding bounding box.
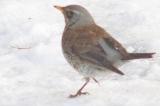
[124,53,155,60]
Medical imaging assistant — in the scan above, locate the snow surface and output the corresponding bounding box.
[0,0,160,106]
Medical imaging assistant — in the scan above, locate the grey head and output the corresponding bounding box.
[54,5,95,28]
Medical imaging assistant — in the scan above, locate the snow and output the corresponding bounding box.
[0,0,160,106]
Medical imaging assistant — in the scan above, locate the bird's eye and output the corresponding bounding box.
[66,11,74,19]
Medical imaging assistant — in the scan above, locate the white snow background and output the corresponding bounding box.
[0,0,160,106]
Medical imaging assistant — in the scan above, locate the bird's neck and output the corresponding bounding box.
[65,20,95,30]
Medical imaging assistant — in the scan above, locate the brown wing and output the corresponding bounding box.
[69,25,124,75]
[103,35,128,58]
[73,24,128,57]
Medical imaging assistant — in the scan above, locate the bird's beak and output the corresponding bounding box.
[54,5,65,12]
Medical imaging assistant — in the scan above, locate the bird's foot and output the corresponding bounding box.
[69,91,89,98]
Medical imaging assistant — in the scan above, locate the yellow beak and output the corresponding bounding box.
[54,5,65,12]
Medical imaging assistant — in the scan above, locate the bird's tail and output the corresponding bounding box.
[124,53,155,60]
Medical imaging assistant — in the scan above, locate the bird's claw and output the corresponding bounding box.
[69,91,89,98]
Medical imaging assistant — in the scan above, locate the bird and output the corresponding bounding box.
[54,5,155,98]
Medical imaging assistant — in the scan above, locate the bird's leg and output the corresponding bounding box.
[92,77,100,85]
[69,77,90,98]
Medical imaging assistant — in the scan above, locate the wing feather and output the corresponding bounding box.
[69,25,125,75]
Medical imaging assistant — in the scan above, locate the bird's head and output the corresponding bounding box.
[54,5,95,28]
